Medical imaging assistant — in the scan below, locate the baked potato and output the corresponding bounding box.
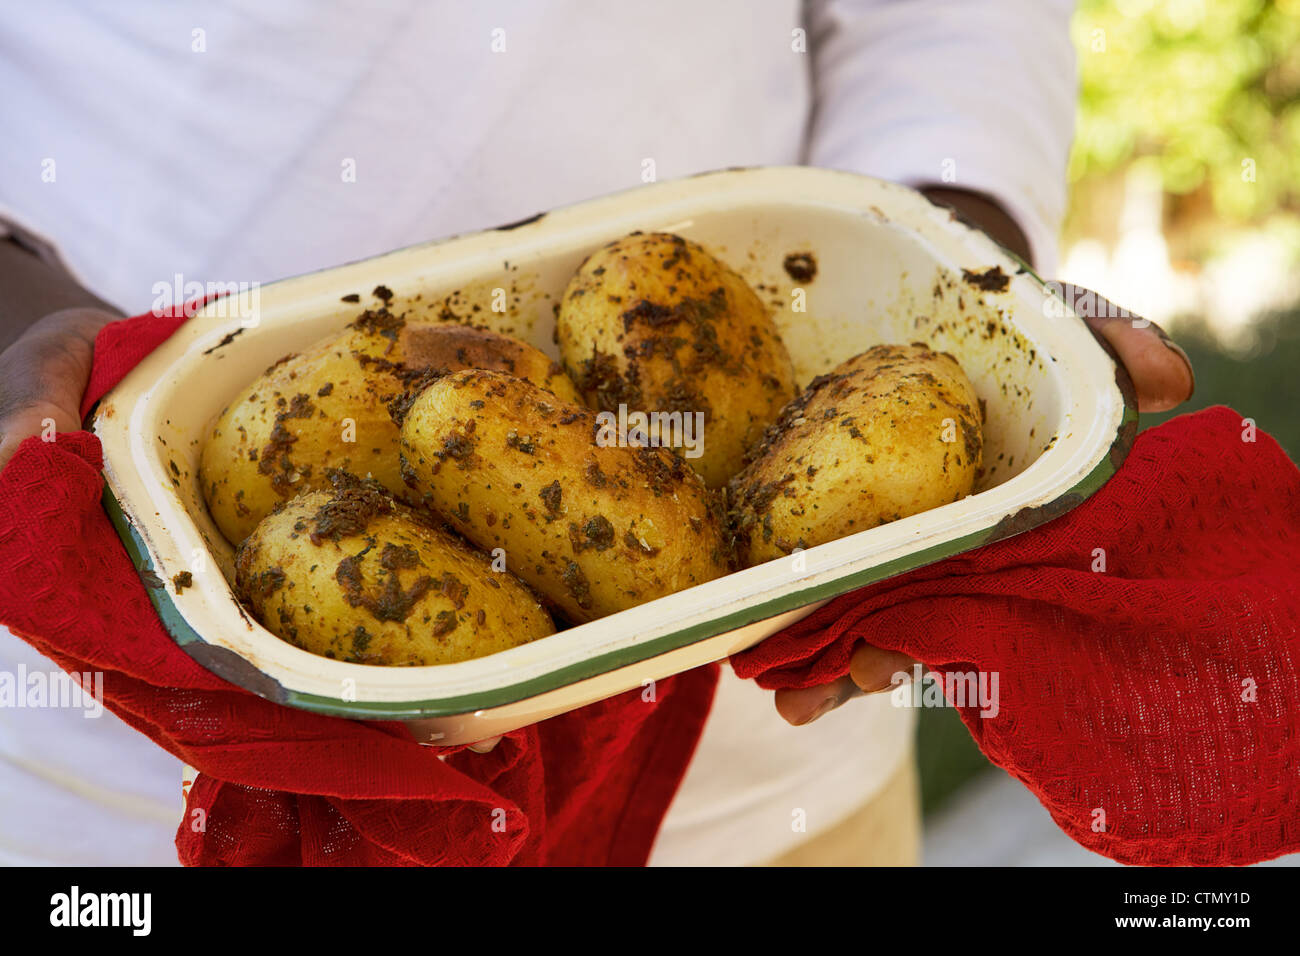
[234,472,553,665]
[729,344,983,566]
[398,368,731,622]
[556,232,797,488]
[201,311,581,545]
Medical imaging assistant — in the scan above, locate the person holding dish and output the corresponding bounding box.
[0,1,1191,866]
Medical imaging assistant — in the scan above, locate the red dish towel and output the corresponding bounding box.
[2,310,1297,866]
[735,403,1300,866]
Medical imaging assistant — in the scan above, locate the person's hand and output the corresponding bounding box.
[0,307,116,469]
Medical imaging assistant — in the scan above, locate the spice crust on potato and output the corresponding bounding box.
[200,311,580,546]
[556,232,797,489]
[399,368,731,622]
[729,343,983,566]
[234,472,553,666]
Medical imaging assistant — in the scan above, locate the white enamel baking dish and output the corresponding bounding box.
[92,167,1135,744]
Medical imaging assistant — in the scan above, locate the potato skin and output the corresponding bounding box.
[399,368,731,622]
[556,232,797,489]
[201,313,580,545]
[234,476,553,666]
[729,344,983,566]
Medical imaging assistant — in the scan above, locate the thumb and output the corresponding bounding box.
[1056,284,1194,413]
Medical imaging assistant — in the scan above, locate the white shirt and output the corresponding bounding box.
[0,0,1075,866]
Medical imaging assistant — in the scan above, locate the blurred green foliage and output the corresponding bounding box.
[1071,0,1300,221]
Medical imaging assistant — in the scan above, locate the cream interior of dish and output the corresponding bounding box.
[143,202,1061,582]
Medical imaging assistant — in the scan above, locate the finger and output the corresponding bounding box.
[1085,315,1194,414]
[848,644,918,694]
[774,674,863,726]
[467,735,502,754]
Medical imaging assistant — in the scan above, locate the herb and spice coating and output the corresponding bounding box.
[729,343,983,566]
[200,313,581,545]
[399,368,731,623]
[556,232,797,488]
[233,478,553,666]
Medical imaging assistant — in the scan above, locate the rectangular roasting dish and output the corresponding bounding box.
[93,167,1136,744]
